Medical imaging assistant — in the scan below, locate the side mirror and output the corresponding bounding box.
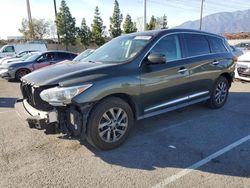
[147,53,166,64]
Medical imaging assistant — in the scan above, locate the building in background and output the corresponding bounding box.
[7,36,23,40]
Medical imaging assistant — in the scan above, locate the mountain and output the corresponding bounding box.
[176,9,250,34]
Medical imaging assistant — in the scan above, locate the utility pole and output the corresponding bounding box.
[53,0,60,44]
[199,0,205,30]
[26,0,34,39]
[26,0,32,24]
[143,0,147,31]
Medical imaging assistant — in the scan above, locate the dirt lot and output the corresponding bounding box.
[0,79,249,188]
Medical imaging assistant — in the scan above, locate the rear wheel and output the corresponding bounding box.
[86,97,134,150]
[15,69,31,80]
[207,76,229,109]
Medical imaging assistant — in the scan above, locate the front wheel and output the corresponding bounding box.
[207,76,229,109]
[15,69,31,81]
[86,97,134,150]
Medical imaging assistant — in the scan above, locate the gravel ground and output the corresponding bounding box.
[0,79,249,188]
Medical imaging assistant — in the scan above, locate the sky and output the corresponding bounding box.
[0,0,250,39]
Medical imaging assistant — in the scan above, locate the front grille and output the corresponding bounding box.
[237,67,250,78]
[21,83,54,111]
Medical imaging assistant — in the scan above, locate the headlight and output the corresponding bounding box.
[8,67,14,70]
[40,84,92,105]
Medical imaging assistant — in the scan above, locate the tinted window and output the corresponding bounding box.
[184,34,210,57]
[151,34,181,62]
[208,37,227,53]
[58,52,72,60]
[4,46,14,53]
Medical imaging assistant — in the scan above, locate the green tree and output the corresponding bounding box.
[19,18,50,40]
[55,0,77,50]
[91,6,105,46]
[161,14,168,29]
[123,14,137,34]
[147,15,156,30]
[109,0,123,37]
[78,18,91,49]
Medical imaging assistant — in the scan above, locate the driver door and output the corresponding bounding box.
[33,53,55,70]
[140,34,190,116]
[2,46,15,57]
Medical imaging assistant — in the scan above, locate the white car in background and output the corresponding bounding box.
[235,52,250,81]
[0,44,47,58]
[0,52,39,65]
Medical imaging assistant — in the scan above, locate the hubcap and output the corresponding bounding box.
[98,107,128,143]
[215,81,227,104]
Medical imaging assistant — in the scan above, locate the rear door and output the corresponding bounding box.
[140,34,191,115]
[181,33,217,100]
[56,52,73,62]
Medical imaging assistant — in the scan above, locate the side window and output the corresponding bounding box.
[3,46,14,53]
[184,34,210,57]
[208,36,227,53]
[37,53,53,63]
[58,52,71,60]
[151,35,181,62]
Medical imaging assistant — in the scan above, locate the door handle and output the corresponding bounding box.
[178,67,188,74]
[212,61,220,65]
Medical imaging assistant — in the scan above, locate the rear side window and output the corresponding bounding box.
[58,52,72,60]
[208,36,228,53]
[183,34,210,57]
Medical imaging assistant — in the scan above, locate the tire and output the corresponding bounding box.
[86,97,134,150]
[207,76,229,109]
[15,69,31,81]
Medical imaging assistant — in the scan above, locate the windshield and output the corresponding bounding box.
[0,45,6,52]
[25,53,41,61]
[20,53,33,61]
[84,35,152,63]
[74,49,94,62]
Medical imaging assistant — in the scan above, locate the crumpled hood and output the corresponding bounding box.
[22,60,116,86]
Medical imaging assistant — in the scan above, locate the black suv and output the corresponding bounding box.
[19,29,235,150]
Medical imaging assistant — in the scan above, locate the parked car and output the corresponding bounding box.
[0,51,77,80]
[0,52,39,65]
[0,44,47,58]
[73,49,95,62]
[235,51,250,81]
[19,29,235,150]
[0,50,38,64]
[229,45,244,57]
[234,42,250,51]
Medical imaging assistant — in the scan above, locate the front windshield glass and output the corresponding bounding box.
[74,49,93,62]
[25,53,41,61]
[85,35,152,63]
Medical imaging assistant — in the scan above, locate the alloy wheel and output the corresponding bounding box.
[215,81,228,105]
[98,107,128,143]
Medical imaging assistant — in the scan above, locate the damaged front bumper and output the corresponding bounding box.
[23,99,58,127]
[16,98,93,139]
